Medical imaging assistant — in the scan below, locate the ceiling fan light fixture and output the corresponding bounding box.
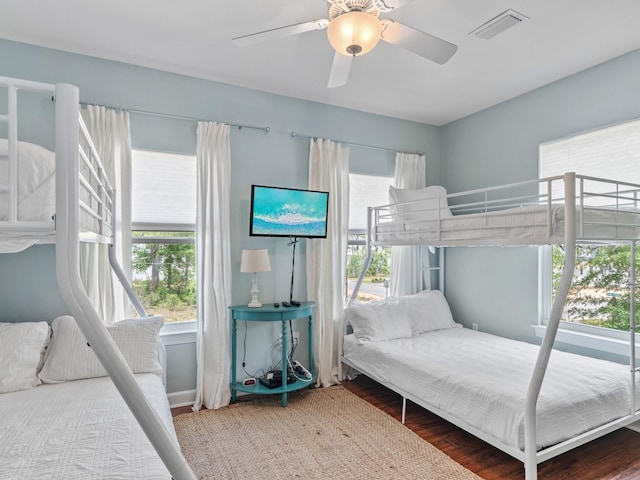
[327,11,382,57]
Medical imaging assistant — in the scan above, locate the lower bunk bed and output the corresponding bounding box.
[0,76,195,478]
[0,316,176,479]
[341,289,640,478]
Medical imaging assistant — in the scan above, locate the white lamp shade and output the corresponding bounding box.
[327,11,382,57]
[240,249,271,273]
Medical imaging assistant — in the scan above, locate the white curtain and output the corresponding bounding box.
[390,152,429,297]
[80,105,132,324]
[307,138,349,387]
[193,121,232,411]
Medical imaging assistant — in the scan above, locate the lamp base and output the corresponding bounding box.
[248,274,262,308]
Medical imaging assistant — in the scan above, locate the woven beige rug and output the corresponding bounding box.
[174,385,482,480]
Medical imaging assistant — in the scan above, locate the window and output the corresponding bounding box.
[539,119,640,333]
[346,173,393,303]
[131,150,196,324]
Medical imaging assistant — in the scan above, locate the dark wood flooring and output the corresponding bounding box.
[342,376,640,480]
[172,376,640,479]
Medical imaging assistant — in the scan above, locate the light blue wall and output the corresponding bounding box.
[0,39,439,394]
[4,36,638,392]
[440,48,640,350]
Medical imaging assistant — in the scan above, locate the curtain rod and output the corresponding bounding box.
[79,101,270,133]
[290,131,424,156]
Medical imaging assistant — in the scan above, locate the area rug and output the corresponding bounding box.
[174,385,482,479]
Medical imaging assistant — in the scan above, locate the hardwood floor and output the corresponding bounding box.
[171,376,640,479]
[341,375,640,480]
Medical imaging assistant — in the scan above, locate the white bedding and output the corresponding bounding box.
[343,327,639,450]
[375,204,640,246]
[0,139,110,253]
[0,139,56,252]
[0,139,56,223]
[0,373,174,479]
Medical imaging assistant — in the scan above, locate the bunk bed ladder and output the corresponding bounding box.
[631,241,637,415]
[524,172,577,480]
[54,83,196,480]
[348,206,374,306]
[348,206,442,306]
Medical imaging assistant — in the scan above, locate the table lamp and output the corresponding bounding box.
[240,249,271,308]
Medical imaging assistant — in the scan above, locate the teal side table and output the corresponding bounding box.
[229,302,315,407]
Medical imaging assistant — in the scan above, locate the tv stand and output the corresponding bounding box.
[229,302,315,407]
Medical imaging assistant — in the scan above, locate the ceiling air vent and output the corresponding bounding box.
[470,9,528,40]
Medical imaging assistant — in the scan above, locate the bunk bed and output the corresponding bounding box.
[0,76,195,479]
[342,174,640,480]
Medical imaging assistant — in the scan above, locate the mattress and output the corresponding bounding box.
[0,139,56,223]
[374,204,640,246]
[0,373,174,479]
[342,327,639,450]
[0,139,110,253]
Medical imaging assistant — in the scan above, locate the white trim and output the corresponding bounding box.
[533,324,639,358]
[161,320,197,346]
[168,389,196,409]
[627,422,640,433]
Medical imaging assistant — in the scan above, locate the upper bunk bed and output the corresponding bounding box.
[367,173,640,247]
[345,173,640,480]
[0,76,196,479]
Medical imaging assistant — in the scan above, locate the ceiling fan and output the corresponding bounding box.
[232,0,458,88]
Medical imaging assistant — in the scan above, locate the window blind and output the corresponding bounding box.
[349,173,392,231]
[540,119,640,193]
[131,150,196,229]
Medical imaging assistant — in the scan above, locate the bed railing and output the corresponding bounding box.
[1,77,195,479]
[0,76,57,233]
[348,172,640,479]
[54,83,196,480]
[366,174,640,248]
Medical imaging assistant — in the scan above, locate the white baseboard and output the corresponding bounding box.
[626,421,640,434]
[168,389,195,409]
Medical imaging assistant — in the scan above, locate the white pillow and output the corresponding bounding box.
[389,185,453,221]
[406,290,460,335]
[345,297,413,344]
[0,321,51,393]
[38,315,164,383]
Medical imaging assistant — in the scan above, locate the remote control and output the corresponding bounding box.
[282,301,292,307]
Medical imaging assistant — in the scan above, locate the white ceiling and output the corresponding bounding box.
[1,0,639,126]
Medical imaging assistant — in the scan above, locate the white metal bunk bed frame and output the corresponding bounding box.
[1,76,196,480]
[345,172,640,480]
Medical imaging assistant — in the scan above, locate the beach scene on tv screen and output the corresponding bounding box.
[252,186,328,237]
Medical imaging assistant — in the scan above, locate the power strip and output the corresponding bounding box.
[292,360,312,379]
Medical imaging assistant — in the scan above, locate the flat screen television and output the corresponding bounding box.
[250,185,329,238]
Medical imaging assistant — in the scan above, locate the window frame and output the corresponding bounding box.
[131,149,197,328]
[537,119,640,354]
[346,173,394,304]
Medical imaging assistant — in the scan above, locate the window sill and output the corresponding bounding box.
[161,320,197,346]
[533,324,638,358]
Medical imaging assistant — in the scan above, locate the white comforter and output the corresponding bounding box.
[0,373,174,479]
[343,327,638,450]
[375,204,640,246]
[0,139,55,223]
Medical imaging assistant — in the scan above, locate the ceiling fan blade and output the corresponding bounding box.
[327,52,352,88]
[233,19,329,47]
[380,19,457,64]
